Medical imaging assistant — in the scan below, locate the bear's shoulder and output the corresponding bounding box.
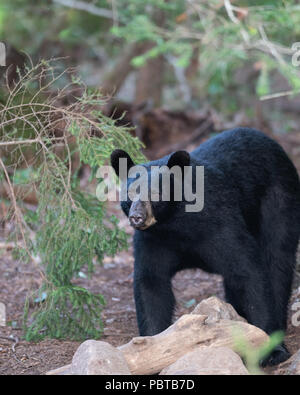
[190,127,281,164]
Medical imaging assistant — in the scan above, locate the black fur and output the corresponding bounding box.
[111,127,300,366]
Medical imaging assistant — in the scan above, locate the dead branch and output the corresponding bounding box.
[53,0,114,19]
[118,315,268,375]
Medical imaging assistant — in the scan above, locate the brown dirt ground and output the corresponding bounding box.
[0,200,299,375]
[0,200,226,375]
[1,129,300,375]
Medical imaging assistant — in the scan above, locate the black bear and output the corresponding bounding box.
[111,127,300,366]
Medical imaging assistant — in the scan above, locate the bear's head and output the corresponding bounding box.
[110,149,190,230]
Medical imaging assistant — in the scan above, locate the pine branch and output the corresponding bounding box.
[0,59,144,341]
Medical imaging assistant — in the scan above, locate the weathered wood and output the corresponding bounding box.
[118,314,268,375]
[45,298,269,375]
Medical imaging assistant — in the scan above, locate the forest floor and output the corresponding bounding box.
[1,202,300,376]
[0,128,300,375]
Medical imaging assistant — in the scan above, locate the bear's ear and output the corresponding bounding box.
[167,150,190,170]
[110,149,135,177]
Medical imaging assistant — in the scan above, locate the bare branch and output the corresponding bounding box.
[53,0,114,19]
[260,89,300,101]
[224,0,239,24]
[258,25,285,65]
[224,0,250,44]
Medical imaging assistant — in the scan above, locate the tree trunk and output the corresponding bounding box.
[134,8,166,107]
[134,42,165,107]
[100,43,144,97]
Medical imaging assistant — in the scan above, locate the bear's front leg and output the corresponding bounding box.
[133,232,178,336]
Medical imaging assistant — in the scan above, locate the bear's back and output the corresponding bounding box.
[191,128,279,164]
[190,127,299,189]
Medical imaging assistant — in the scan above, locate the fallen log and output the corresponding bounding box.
[118,314,268,375]
[47,313,268,375]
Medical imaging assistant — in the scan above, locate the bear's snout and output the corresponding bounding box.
[128,200,157,230]
[129,214,145,228]
[129,200,147,229]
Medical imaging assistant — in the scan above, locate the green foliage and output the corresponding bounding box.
[0,60,144,341]
[2,0,300,112]
[24,284,106,341]
[256,64,270,97]
[112,0,300,107]
[233,328,284,374]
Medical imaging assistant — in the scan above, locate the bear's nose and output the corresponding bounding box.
[129,214,145,228]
